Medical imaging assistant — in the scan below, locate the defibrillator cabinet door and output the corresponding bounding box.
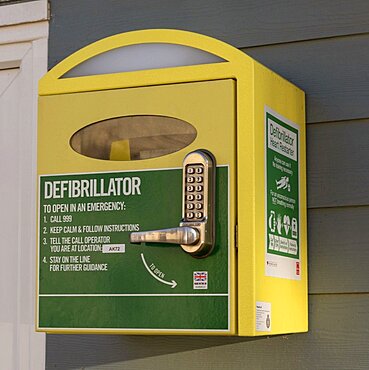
[37,79,236,334]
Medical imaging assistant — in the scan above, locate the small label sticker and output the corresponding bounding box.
[193,271,208,289]
[102,244,125,253]
[256,301,271,332]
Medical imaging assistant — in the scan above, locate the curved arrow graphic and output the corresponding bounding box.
[140,253,177,289]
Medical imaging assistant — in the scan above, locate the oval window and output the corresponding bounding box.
[70,115,197,161]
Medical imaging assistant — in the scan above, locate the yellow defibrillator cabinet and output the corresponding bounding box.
[37,29,307,336]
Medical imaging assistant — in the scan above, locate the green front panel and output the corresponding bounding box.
[38,167,229,330]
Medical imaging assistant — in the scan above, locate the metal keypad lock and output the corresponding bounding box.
[130,149,215,257]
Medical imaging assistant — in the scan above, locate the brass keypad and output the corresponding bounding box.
[185,164,205,220]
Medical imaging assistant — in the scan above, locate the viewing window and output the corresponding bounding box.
[70,115,197,161]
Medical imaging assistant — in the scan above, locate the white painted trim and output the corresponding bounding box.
[0,2,48,369]
[0,20,48,45]
[0,0,48,27]
[0,42,31,68]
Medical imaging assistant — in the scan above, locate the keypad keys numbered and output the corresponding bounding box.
[181,150,215,257]
[184,163,206,222]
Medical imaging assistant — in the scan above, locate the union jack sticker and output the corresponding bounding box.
[193,271,208,290]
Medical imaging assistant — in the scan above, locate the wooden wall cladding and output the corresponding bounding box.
[308,206,369,294]
[46,295,369,369]
[244,34,369,123]
[307,119,369,208]
[49,0,369,66]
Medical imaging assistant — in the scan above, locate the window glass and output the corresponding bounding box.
[62,43,225,77]
[70,115,197,161]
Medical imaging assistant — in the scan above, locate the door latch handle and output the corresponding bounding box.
[130,227,199,245]
[129,149,215,257]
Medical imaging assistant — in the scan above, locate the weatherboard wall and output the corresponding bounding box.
[45,0,369,369]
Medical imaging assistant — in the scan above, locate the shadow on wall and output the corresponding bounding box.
[46,334,269,369]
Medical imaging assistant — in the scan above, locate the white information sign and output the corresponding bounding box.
[256,301,271,332]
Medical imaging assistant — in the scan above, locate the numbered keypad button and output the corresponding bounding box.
[184,162,207,222]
